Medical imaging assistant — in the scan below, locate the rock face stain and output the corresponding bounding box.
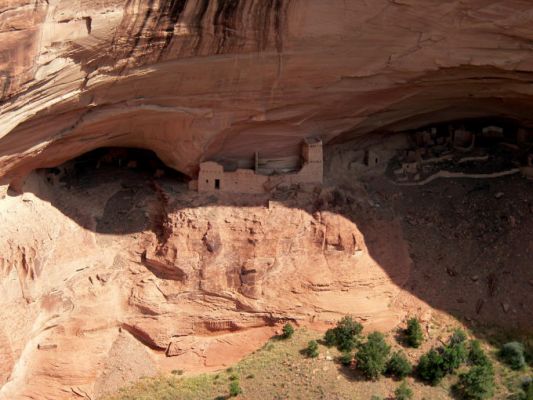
[111,0,289,64]
[6,1,533,185]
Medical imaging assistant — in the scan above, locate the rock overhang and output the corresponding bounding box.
[3,1,533,185]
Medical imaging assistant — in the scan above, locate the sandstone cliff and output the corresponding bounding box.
[0,172,412,399]
[2,1,533,399]
[3,1,533,185]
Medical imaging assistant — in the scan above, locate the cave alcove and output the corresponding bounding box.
[33,146,189,236]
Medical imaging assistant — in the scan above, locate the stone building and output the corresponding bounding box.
[193,138,323,194]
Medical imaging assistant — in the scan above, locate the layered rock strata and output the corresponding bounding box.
[3,1,533,184]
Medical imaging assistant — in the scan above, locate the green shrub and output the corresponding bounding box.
[442,340,468,373]
[450,329,468,345]
[281,323,295,339]
[306,340,319,358]
[394,380,413,400]
[405,318,424,348]
[417,331,470,385]
[417,348,446,385]
[523,378,533,400]
[229,380,242,397]
[339,351,353,366]
[468,340,491,367]
[323,316,363,352]
[370,396,384,400]
[454,365,495,400]
[387,351,413,379]
[356,332,391,380]
[324,329,338,347]
[499,342,527,370]
[520,377,533,400]
[512,377,533,400]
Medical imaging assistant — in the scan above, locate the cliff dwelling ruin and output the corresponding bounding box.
[385,119,533,185]
[192,138,323,193]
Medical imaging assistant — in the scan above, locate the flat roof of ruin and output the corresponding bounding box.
[304,137,322,144]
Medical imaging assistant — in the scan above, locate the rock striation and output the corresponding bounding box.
[3,1,533,185]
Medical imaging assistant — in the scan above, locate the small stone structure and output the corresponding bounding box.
[391,121,533,185]
[364,149,380,167]
[453,128,474,148]
[482,125,504,138]
[194,138,323,193]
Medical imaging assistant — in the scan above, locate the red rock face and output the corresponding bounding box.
[1,1,533,399]
[2,1,533,184]
[0,173,413,399]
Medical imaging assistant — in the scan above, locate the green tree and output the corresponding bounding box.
[499,342,526,370]
[306,340,319,358]
[454,365,495,400]
[229,380,242,397]
[417,348,446,385]
[442,340,468,373]
[356,332,391,380]
[323,316,363,352]
[394,380,413,400]
[468,340,491,367]
[405,318,424,348]
[387,351,413,379]
[281,323,294,339]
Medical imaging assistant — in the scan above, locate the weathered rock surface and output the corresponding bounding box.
[0,171,412,399]
[2,1,533,399]
[3,1,533,184]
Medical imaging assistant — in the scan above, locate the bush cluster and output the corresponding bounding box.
[305,315,510,400]
[416,329,468,385]
[324,316,363,352]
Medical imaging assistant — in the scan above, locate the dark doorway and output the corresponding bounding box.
[215,179,220,190]
[47,147,187,186]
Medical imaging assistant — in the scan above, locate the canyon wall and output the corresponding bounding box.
[0,175,413,399]
[3,1,533,184]
[2,1,533,399]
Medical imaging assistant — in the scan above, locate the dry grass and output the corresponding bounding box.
[105,324,532,400]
